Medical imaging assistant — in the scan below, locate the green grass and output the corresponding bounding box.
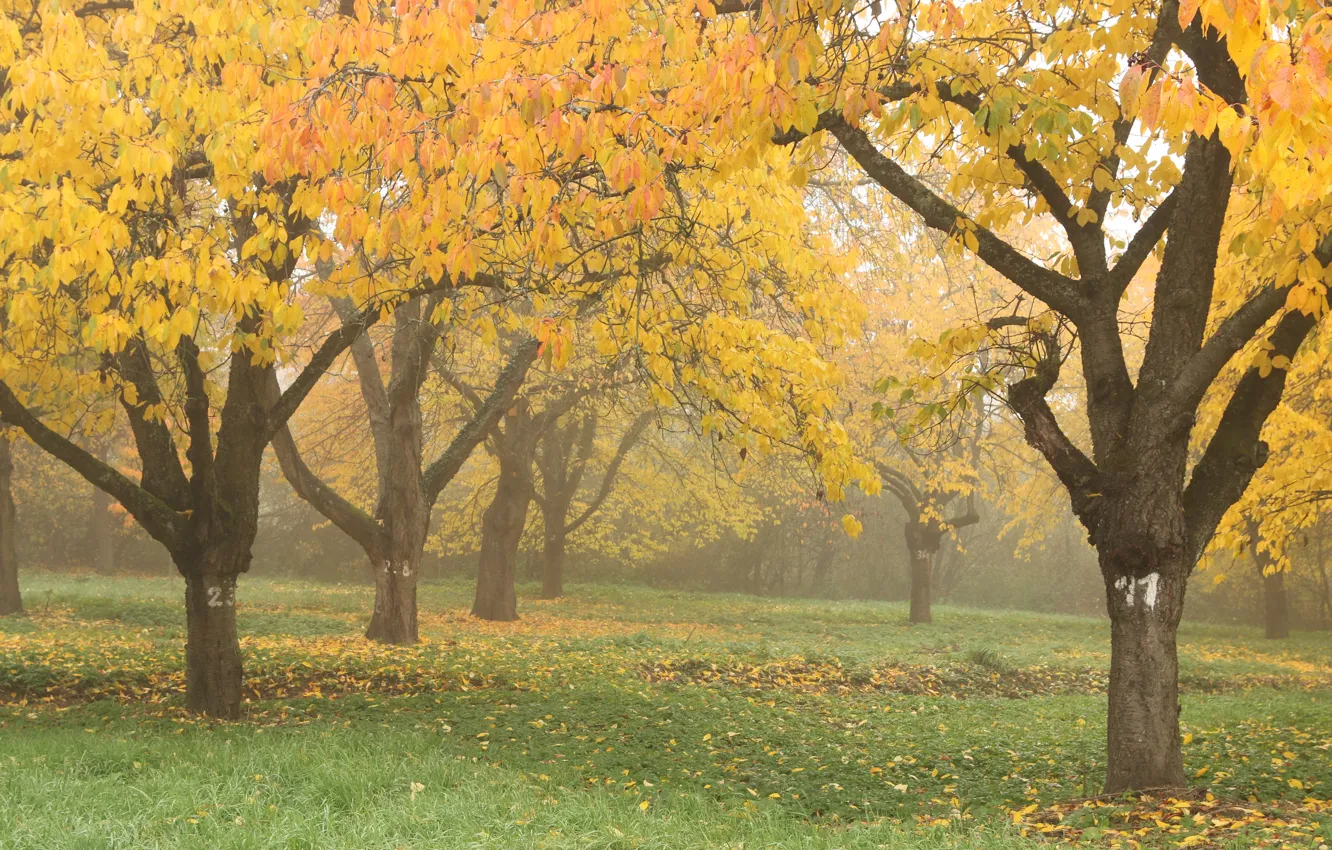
[1,572,1330,849]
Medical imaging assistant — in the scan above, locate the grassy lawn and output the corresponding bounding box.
[1,572,1330,849]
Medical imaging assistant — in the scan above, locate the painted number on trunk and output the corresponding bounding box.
[207,586,235,608]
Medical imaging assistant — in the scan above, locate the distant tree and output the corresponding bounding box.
[532,409,653,599]
[270,295,539,644]
[1246,516,1289,639]
[0,433,20,615]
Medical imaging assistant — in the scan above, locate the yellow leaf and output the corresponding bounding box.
[1177,0,1201,27]
[841,513,863,538]
[1140,81,1164,128]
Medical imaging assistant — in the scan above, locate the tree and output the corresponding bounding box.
[532,408,652,599]
[877,460,980,624]
[440,357,596,620]
[0,0,461,716]
[271,0,877,510]
[270,294,540,643]
[471,399,551,620]
[720,0,1332,790]
[0,432,19,615]
[1246,516,1290,639]
[261,0,878,628]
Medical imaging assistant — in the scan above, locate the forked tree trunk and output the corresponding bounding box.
[183,568,243,719]
[542,527,566,600]
[0,437,20,615]
[1102,553,1188,793]
[1262,569,1289,639]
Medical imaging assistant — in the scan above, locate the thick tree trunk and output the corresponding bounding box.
[909,555,932,624]
[366,551,420,644]
[904,522,937,625]
[183,569,242,719]
[1262,569,1289,639]
[472,459,531,622]
[542,528,566,599]
[1102,555,1188,793]
[366,375,430,643]
[473,512,522,621]
[0,437,20,615]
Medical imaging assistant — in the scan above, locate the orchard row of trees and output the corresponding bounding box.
[1,0,1331,796]
[9,405,1332,632]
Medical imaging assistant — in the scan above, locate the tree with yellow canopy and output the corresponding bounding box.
[713,0,1332,792]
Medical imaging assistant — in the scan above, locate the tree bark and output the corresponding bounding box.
[0,437,20,615]
[183,569,242,719]
[1262,569,1289,640]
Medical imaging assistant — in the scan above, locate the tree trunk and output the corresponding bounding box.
[90,487,116,573]
[365,370,430,643]
[1102,554,1188,793]
[472,453,531,621]
[0,437,20,615]
[366,554,420,644]
[183,569,242,719]
[542,527,566,599]
[904,521,937,624]
[1262,569,1289,639]
[1316,521,1331,630]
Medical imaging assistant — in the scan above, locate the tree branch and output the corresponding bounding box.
[263,303,383,442]
[1171,234,1332,412]
[262,372,384,554]
[1106,192,1177,296]
[1005,331,1103,531]
[563,412,652,535]
[0,380,184,547]
[824,115,1086,318]
[330,296,393,495]
[113,338,191,510]
[423,337,541,506]
[1182,309,1320,561]
[177,336,215,520]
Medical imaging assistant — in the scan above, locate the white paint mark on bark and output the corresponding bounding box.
[1114,575,1133,607]
[1141,572,1160,610]
[1114,573,1162,611]
[206,586,234,608]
